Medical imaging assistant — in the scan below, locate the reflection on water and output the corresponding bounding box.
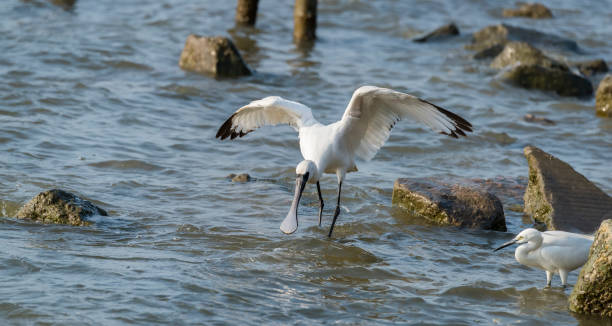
[1,0,611,324]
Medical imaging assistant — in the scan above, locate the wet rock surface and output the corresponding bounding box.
[596,75,612,117]
[179,35,251,77]
[500,64,593,97]
[467,24,580,53]
[569,219,612,317]
[490,42,566,70]
[523,146,612,233]
[228,173,252,182]
[523,114,556,125]
[16,189,108,226]
[413,23,459,43]
[392,178,506,231]
[573,59,609,77]
[502,3,553,19]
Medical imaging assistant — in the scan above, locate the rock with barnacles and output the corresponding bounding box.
[467,24,579,53]
[413,23,459,43]
[392,178,506,231]
[569,219,612,317]
[179,35,251,77]
[16,189,107,226]
[502,3,553,19]
[523,146,612,233]
[596,75,612,117]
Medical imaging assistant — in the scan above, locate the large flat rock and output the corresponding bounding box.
[392,178,506,231]
[569,219,612,317]
[523,146,612,233]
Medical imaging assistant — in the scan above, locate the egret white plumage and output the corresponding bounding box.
[494,228,594,287]
[216,86,472,237]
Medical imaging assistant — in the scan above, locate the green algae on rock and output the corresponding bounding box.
[523,146,612,233]
[179,35,251,78]
[392,178,506,231]
[569,219,612,317]
[490,42,567,71]
[16,189,107,226]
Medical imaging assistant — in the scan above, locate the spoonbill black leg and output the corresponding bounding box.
[316,182,324,226]
[328,181,342,238]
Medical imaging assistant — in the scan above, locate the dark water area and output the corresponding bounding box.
[1,0,611,324]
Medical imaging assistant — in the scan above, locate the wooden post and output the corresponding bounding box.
[235,0,259,26]
[293,0,317,43]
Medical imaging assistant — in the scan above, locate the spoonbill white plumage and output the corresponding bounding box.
[494,228,594,287]
[216,86,473,237]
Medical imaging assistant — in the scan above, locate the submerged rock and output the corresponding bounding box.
[569,219,612,317]
[16,189,107,226]
[467,24,579,53]
[523,146,612,233]
[500,64,593,97]
[228,173,252,182]
[596,75,612,117]
[473,44,505,60]
[179,35,251,77]
[413,23,459,43]
[502,3,553,19]
[523,114,556,126]
[573,59,609,77]
[392,178,506,231]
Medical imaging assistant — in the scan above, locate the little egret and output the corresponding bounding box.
[494,228,594,287]
[216,86,472,237]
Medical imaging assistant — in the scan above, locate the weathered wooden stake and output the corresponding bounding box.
[235,0,260,26]
[293,0,317,43]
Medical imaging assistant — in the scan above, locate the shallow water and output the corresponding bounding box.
[1,0,611,324]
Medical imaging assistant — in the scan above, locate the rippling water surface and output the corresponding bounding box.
[1,0,611,324]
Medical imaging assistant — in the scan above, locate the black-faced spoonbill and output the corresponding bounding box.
[494,228,594,287]
[216,86,472,237]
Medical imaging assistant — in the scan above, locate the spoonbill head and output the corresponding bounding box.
[216,86,473,237]
[494,228,594,287]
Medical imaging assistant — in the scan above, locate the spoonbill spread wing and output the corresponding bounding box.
[216,96,318,140]
[340,86,473,161]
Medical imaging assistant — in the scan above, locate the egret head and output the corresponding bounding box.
[494,228,541,251]
[280,160,318,234]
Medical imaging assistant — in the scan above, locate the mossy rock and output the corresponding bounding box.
[502,3,553,19]
[16,189,107,226]
[501,64,592,97]
[596,75,612,117]
[569,219,612,317]
[523,146,612,233]
[392,178,506,231]
[490,42,567,71]
[179,35,251,77]
[467,24,579,53]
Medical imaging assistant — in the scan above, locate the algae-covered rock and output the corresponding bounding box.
[473,44,505,60]
[523,146,612,233]
[228,173,251,182]
[16,189,107,226]
[569,219,612,317]
[490,42,567,71]
[501,64,593,97]
[179,35,251,77]
[596,75,612,117]
[573,59,609,77]
[502,3,553,19]
[392,178,506,231]
[467,24,579,53]
[413,23,459,43]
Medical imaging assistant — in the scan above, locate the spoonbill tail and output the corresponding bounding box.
[216,86,472,237]
[494,228,594,287]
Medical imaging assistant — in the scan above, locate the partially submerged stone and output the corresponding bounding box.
[16,189,107,226]
[573,59,609,77]
[569,219,612,317]
[467,24,579,53]
[502,3,553,19]
[490,42,567,71]
[473,44,505,60]
[392,178,506,231]
[228,173,251,182]
[595,75,612,117]
[413,23,459,43]
[523,113,556,126]
[523,146,612,233]
[500,64,593,97]
[179,35,251,77]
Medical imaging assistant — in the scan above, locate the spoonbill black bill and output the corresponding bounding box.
[494,228,594,287]
[216,86,473,237]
